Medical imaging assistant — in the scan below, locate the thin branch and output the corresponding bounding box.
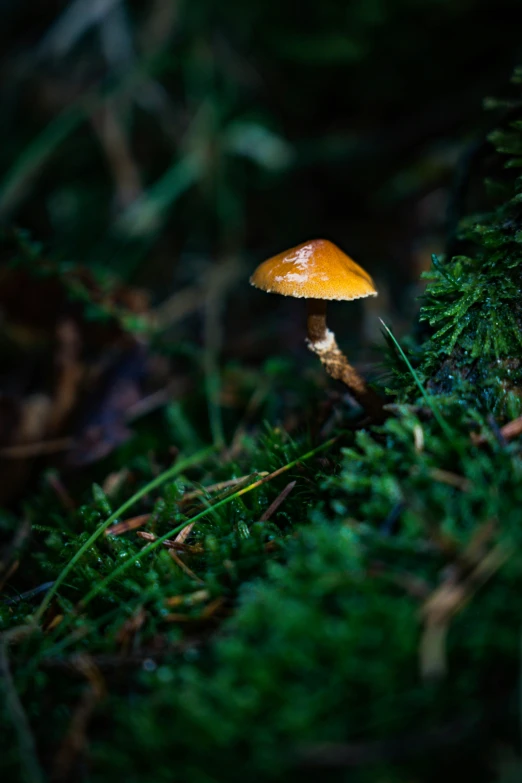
[0,636,44,783]
[259,481,296,521]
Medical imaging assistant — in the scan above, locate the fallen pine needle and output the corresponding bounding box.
[0,635,44,783]
[429,468,471,492]
[180,473,268,504]
[105,514,151,537]
[174,522,194,546]
[472,413,522,445]
[260,481,296,521]
[136,531,203,554]
[420,541,512,678]
[0,437,74,458]
[168,549,204,584]
[165,590,210,608]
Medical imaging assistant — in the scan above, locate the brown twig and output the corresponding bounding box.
[136,531,203,554]
[472,413,522,446]
[91,100,142,210]
[235,457,327,498]
[0,560,19,593]
[105,514,151,537]
[168,549,204,584]
[165,597,226,624]
[46,473,76,512]
[429,468,471,492]
[0,635,44,783]
[174,522,194,546]
[165,590,210,608]
[498,415,522,441]
[420,541,512,678]
[115,606,147,652]
[49,318,83,433]
[179,473,268,505]
[259,481,296,522]
[0,438,74,459]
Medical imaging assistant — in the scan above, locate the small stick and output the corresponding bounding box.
[105,514,151,537]
[472,413,522,445]
[429,468,471,492]
[165,597,226,623]
[179,473,268,504]
[168,549,204,584]
[165,590,210,608]
[420,542,512,678]
[234,445,333,504]
[0,637,44,783]
[136,531,203,554]
[500,415,522,441]
[259,481,296,522]
[174,523,194,546]
[0,560,19,593]
[46,473,76,512]
[0,438,74,459]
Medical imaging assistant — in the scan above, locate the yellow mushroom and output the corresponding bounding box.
[250,239,384,421]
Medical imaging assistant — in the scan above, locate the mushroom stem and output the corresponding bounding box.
[306,298,328,343]
[306,299,385,422]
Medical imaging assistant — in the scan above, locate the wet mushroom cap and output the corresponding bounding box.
[250,239,377,301]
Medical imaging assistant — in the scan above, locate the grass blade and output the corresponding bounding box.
[379,319,455,443]
[34,447,214,622]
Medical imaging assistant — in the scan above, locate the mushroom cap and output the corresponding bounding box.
[249,239,377,301]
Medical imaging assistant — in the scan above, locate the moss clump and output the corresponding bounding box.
[416,67,522,416]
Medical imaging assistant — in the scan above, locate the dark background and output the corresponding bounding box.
[2,8,522,780]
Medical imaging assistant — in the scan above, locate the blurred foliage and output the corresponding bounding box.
[1,0,521,296]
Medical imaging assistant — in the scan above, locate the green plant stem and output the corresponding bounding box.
[0,636,44,783]
[34,447,215,623]
[379,319,456,445]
